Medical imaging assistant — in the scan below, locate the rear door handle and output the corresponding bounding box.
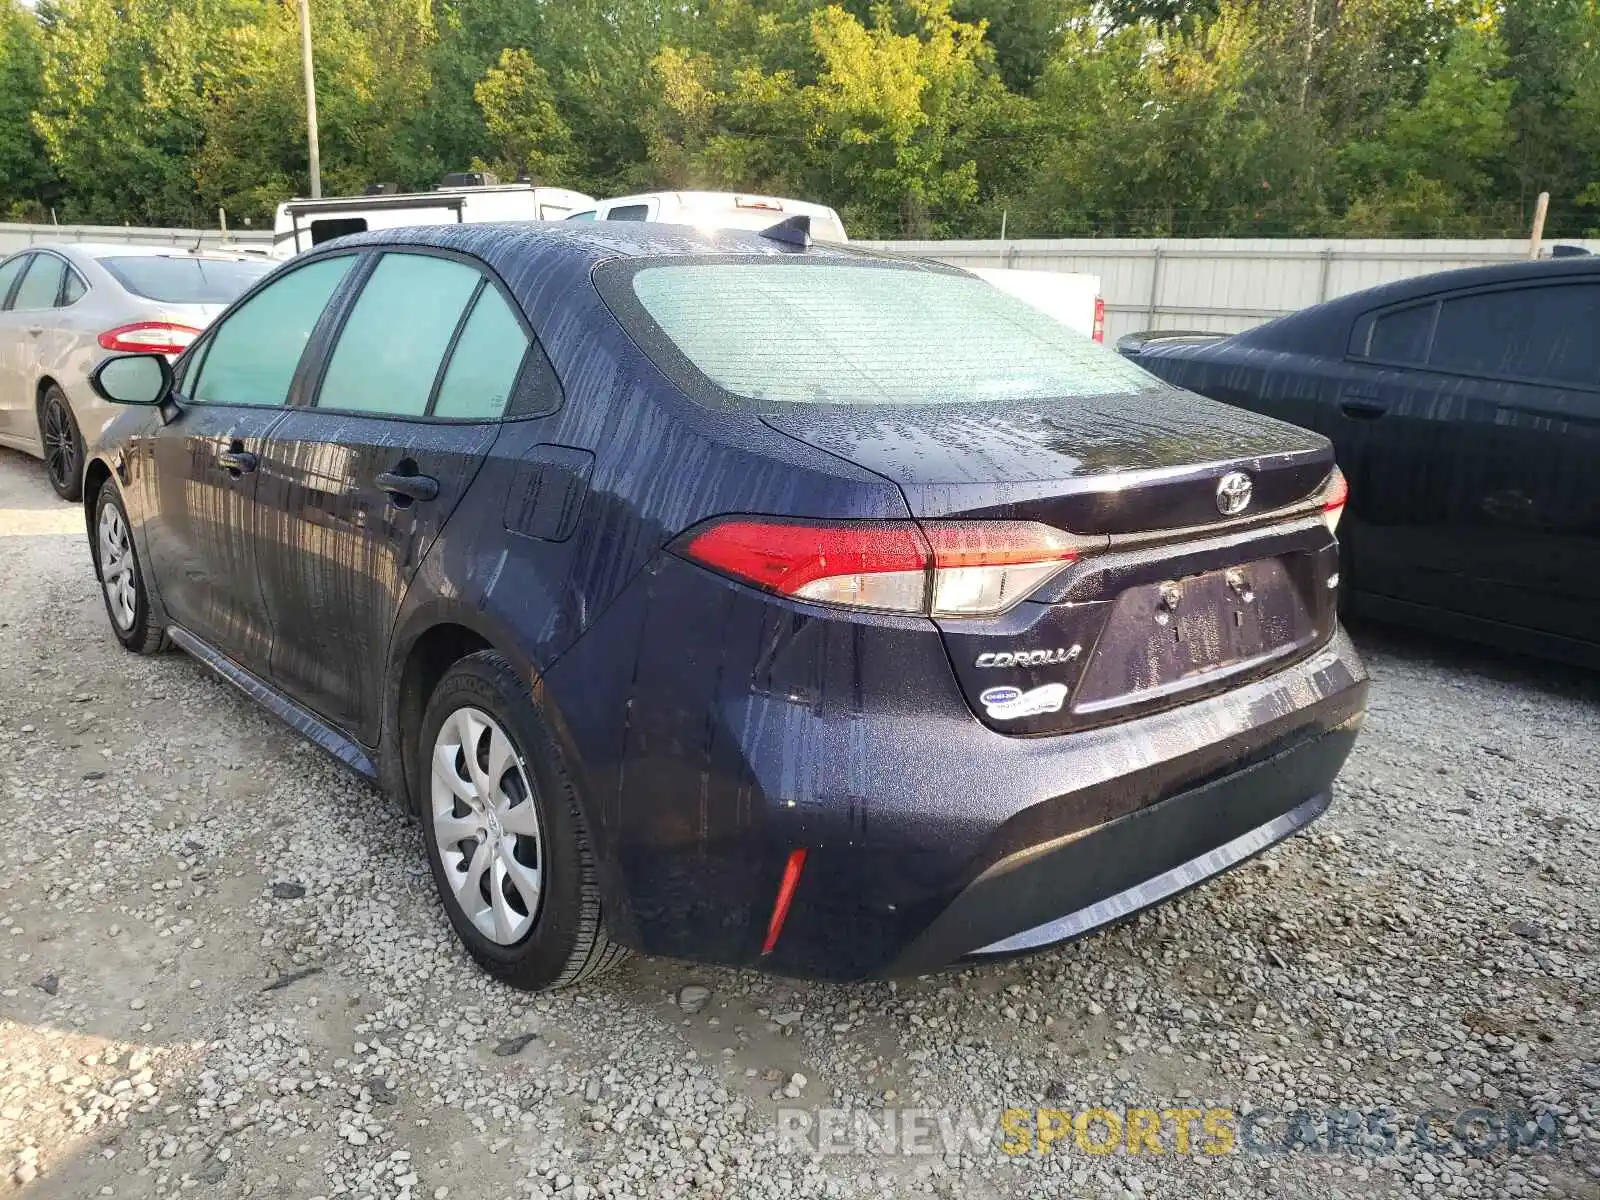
[1339,393,1390,419]
[375,470,439,504]
[25,326,43,338]
[217,448,258,475]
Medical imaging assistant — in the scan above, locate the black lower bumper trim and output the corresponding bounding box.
[883,716,1360,975]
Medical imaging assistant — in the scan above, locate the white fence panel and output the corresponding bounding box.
[6,224,1594,347]
[864,237,1600,344]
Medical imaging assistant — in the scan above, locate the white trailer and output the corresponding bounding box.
[270,183,594,259]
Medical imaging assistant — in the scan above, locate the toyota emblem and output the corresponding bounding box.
[1216,471,1253,516]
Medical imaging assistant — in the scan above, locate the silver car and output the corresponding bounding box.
[0,243,274,499]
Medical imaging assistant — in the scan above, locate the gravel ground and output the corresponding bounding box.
[0,444,1596,1200]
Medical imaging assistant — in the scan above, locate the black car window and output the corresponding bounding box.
[1358,302,1435,365]
[310,217,367,245]
[11,254,66,311]
[0,255,29,309]
[606,204,650,221]
[1430,283,1600,387]
[432,284,530,419]
[190,255,355,407]
[316,252,482,417]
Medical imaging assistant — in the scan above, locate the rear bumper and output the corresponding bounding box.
[545,555,1368,981]
[882,716,1357,975]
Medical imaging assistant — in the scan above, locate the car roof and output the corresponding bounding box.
[321,220,893,271]
[1235,255,1600,354]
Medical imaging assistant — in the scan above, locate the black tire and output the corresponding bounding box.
[418,650,627,990]
[91,482,167,655]
[39,384,84,502]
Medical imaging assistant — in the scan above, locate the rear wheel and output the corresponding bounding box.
[92,483,166,655]
[419,651,627,990]
[39,385,83,501]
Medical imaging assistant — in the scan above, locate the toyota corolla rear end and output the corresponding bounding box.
[557,250,1367,981]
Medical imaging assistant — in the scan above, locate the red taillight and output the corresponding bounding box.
[1091,296,1106,344]
[1322,467,1348,534]
[675,517,1086,617]
[98,322,202,355]
[761,848,808,955]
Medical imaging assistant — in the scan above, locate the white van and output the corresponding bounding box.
[566,192,849,242]
[271,179,594,259]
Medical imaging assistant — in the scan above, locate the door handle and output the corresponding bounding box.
[1339,395,1390,419]
[25,326,43,338]
[375,470,439,504]
[218,448,258,475]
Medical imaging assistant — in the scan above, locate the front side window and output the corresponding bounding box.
[606,204,650,222]
[11,254,66,310]
[432,285,530,419]
[616,262,1153,406]
[316,253,482,417]
[191,255,355,407]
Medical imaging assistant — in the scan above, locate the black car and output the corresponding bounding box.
[80,221,1366,990]
[1119,258,1600,668]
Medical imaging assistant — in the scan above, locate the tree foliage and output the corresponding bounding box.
[0,0,1591,237]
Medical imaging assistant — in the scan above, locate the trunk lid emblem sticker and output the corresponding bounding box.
[980,683,1070,720]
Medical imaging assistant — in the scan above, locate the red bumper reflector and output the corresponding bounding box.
[761,848,809,955]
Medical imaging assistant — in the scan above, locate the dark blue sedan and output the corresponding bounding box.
[78,221,1367,989]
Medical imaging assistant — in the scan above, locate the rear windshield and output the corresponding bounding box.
[620,262,1151,406]
[98,255,273,304]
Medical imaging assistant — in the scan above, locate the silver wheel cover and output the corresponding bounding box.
[430,706,545,945]
[97,503,138,632]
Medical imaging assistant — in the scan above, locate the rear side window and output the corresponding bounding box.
[61,270,86,305]
[0,256,27,307]
[98,256,270,304]
[566,210,597,221]
[618,262,1152,405]
[11,255,66,310]
[1359,303,1435,365]
[316,253,482,417]
[606,205,650,221]
[432,286,530,419]
[1430,284,1600,387]
[191,255,355,407]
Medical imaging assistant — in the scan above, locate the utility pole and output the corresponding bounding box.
[298,0,322,198]
[1528,191,1549,260]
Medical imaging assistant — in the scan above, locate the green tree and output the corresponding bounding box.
[473,48,574,182]
[0,1,53,219]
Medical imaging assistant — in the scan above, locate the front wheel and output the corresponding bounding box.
[40,386,84,502]
[418,651,627,990]
[92,483,166,655]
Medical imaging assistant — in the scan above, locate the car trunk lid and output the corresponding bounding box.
[762,390,1340,734]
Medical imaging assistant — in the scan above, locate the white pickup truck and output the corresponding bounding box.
[969,267,1105,342]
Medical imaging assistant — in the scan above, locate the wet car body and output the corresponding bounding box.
[1119,258,1600,669]
[84,223,1366,981]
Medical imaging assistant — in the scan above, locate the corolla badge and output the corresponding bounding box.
[980,683,1070,721]
[1215,470,1253,516]
[975,646,1082,669]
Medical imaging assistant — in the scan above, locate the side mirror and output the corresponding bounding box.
[90,354,173,406]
